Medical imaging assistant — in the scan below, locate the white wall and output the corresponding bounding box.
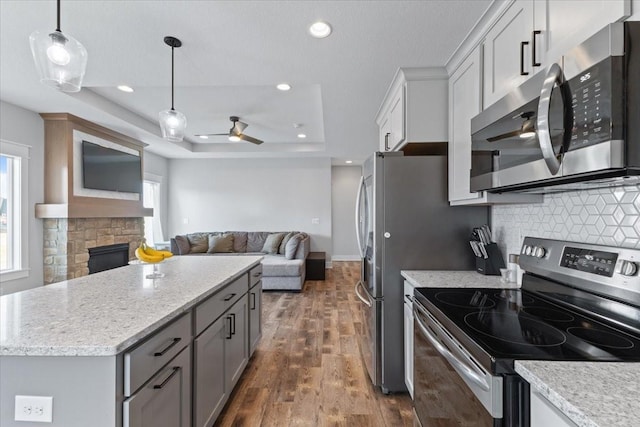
[143,150,170,241]
[0,101,44,295]
[331,166,360,261]
[167,157,333,257]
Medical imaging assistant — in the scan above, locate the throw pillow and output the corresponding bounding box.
[261,232,286,254]
[278,231,296,254]
[174,235,191,255]
[187,233,209,253]
[208,233,235,253]
[285,233,303,259]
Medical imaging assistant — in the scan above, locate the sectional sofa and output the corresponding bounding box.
[170,231,310,291]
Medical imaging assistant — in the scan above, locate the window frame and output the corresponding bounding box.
[0,139,30,281]
[143,173,163,246]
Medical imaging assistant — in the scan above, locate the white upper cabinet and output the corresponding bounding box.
[483,0,630,109]
[376,68,448,152]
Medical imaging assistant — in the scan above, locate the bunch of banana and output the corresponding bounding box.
[135,241,173,264]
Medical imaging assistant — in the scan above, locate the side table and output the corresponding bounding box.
[306,251,326,280]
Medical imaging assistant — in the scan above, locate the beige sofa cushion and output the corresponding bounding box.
[226,231,248,252]
[262,232,286,254]
[208,234,234,253]
[278,231,296,254]
[187,233,209,253]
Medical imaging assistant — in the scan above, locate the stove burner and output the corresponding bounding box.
[521,306,575,322]
[434,291,496,309]
[494,291,535,305]
[465,312,567,347]
[567,327,635,350]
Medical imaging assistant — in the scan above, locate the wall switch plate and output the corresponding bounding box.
[311,217,320,225]
[182,217,189,224]
[14,395,53,423]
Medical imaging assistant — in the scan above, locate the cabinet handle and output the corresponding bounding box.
[153,337,181,357]
[223,293,237,302]
[532,30,541,67]
[153,366,180,389]
[251,292,256,310]
[252,272,262,277]
[230,313,236,336]
[520,41,529,76]
[384,132,390,151]
[226,316,233,339]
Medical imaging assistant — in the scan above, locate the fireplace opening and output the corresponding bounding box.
[88,243,130,274]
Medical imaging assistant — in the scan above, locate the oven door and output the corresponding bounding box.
[413,300,502,426]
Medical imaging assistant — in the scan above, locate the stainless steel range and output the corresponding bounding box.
[413,237,640,426]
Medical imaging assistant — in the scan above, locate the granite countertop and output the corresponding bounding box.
[401,270,519,289]
[0,256,262,357]
[516,361,640,427]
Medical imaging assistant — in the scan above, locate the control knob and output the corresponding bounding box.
[619,260,638,277]
[532,246,546,258]
[524,245,532,256]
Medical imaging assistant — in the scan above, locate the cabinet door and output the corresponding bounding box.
[379,115,391,152]
[403,302,414,399]
[534,0,630,66]
[123,346,191,427]
[193,316,227,427]
[483,0,534,108]
[249,282,262,357]
[449,47,485,203]
[388,86,405,150]
[225,298,249,391]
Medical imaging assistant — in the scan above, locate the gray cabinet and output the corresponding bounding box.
[123,346,191,427]
[225,298,248,390]
[248,281,262,356]
[193,316,227,427]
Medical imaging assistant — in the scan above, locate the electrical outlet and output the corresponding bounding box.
[14,395,53,423]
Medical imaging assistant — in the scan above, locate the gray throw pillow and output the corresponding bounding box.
[278,231,296,254]
[187,233,209,253]
[174,235,191,255]
[261,232,286,254]
[285,234,303,259]
[208,234,234,253]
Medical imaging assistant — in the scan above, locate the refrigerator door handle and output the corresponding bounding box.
[355,176,365,258]
[355,280,372,307]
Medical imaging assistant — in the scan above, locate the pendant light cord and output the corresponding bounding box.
[171,45,175,110]
[56,0,61,32]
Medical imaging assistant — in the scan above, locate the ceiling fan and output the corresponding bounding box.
[195,116,264,145]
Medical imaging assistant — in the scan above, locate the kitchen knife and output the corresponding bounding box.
[478,242,489,259]
[482,225,492,243]
[470,241,481,257]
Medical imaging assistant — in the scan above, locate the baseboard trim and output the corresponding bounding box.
[331,255,360,262]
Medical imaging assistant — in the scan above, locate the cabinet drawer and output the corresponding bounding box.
[249,264,262,288]
[124,313,191,396]
[195,274,248,336]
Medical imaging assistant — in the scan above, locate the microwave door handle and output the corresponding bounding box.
[537,63,565,175]
[414,304,490,392]
[355,176,365,258]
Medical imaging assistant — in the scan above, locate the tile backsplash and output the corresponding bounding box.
[492,186,640,258]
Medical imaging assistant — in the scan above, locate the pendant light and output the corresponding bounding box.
[158,36,187,142]
[29,0,87,92]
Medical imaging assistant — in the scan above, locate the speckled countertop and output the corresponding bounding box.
[401,270,520,289]
[516,361,640,427]
[0,256,262,357]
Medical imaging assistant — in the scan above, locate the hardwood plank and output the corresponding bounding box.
[214,261,413,427]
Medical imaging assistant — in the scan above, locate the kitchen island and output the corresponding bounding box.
[0,255,263,427]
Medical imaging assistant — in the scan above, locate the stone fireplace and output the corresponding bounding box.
[43,218,144,284]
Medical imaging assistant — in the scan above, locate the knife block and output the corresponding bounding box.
[475,243,505,275]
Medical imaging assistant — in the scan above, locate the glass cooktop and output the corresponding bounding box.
[414,287,640,362]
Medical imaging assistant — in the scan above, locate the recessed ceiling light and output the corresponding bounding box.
[297,133,307,139]
[198,135,209,139]
[276,83,291,91]
[309,21,332,38]
[345,160,353,164]
[117,85,134,93]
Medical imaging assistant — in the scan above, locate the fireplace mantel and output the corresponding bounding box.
[36,113,152,219]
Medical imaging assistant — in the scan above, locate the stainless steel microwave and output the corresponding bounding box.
[470,22,640,194]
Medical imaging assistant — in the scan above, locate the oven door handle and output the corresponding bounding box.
[414,304,490,392]
[354,280,372,307]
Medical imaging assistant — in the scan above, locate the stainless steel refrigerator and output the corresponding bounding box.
[354,150,488,393]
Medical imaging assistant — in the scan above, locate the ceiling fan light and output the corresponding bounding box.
[228,135,241,142]
[29,29,87,92]
[309,21,332,38]
[519,131,537,139]
[159,109,187,142]
[276,83,291,91]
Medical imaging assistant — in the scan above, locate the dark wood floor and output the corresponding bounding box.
[215,261,413,427]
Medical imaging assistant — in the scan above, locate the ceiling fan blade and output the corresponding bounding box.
[195,133,229,137]
[238,133,263,145]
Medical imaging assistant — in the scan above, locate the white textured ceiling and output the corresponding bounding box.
[0,0,492,163]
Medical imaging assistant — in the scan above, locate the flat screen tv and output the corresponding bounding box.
[82,141,142,193]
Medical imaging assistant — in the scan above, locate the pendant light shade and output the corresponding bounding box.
[159,36,186,142]
[29,0,87,92]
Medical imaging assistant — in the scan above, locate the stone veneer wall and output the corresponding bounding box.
[43,218,144,284]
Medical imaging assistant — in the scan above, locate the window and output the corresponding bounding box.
[0,140,29,281]
[143,178,164,246]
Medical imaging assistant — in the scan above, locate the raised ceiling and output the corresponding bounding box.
[0,0,491,163]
